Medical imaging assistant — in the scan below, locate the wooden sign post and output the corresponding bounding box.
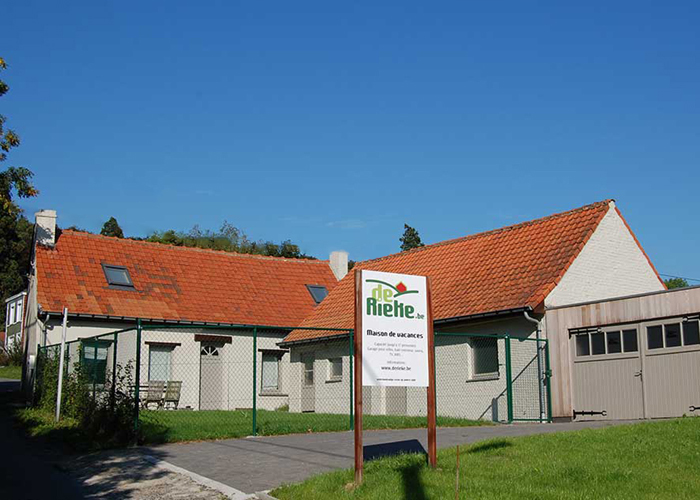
[354,269,436,485]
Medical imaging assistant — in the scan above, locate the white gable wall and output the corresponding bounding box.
[545,202,664,308]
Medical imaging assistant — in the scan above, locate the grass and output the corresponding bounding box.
[140,409,489,444]
[0,365,22,379]
[272,418,700,500]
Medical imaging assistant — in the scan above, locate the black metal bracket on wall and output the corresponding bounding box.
[573,409,607,420]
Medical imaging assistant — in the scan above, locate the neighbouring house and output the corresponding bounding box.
[4,291,27,350]
[21,209,346,410]
[279,200,667,421]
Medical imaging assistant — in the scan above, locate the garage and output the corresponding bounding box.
[570,315,700,420]
[547,286,700,421]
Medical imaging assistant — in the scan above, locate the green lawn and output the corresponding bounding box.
[0,365,22,379]
[139,409,489,444]
[272,418,700,500]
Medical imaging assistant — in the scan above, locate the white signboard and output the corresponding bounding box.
[361,270,429,387]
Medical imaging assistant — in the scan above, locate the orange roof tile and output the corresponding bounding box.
[36,231,338,327]
[283,200,616,343]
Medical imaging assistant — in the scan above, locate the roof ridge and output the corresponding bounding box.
[58,229,329,264]
[357,199,614,267]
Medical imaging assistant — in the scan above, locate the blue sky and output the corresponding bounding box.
[3,1,699,282]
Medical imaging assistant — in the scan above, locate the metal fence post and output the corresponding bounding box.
[505,334,513,423]
[349,329,354,431]
[544,339,553,423]
[134,320,142,434]
[111,331,118,411]
[252,326,258,437]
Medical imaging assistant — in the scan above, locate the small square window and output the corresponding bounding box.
[472,338,499,376]
[683,321,700,346]
[606,331,622,354]
[591,332,606,355]
[306,285,328,304]
[647,326,663,350]
[576,334,590,356]
[102,264,134,288]
[665,323,682,348]
[623,330,638,352]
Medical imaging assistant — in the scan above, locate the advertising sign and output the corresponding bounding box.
[361,270,429,387]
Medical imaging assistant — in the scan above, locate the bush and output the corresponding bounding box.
[0,338,24,366]
[33,346,138,447]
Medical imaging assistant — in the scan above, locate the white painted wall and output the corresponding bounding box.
[545,203,664,308]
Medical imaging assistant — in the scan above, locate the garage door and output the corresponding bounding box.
[571,327,644,420]
[571,316,700,420]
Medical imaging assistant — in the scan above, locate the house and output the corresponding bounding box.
[21,209,347,410]
[4,291,27,349]
[279,200,666,421]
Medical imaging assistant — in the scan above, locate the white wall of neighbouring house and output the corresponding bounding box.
[545,203,665,308]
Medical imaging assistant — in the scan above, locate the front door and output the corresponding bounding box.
[571,327,644,420]
[301,353,315,412]
[199,342,224,410]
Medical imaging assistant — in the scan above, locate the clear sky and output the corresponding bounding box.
[3,1,699,282]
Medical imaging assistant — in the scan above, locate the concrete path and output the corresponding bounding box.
[145,419,636,494]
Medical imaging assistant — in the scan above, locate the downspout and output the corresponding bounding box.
[523,310,546,422]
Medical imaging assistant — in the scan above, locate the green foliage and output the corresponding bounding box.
[399,223,424,252]
[0,337,24,366]
[32,345,138,448]
[664,277,689,289]
[0,57,37,326]
[100,216,124,238]
[146,221,316,259]
[0,365,22,379]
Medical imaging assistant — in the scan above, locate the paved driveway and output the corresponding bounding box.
[144,420,635,494]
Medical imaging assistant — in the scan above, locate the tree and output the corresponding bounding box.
[664,277,689,290]
[100,217,124,238]
[0,57,38,326]
[399,223,424,252]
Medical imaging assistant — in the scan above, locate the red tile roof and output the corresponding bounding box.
[36,231,338,327]
[283,200,618,343]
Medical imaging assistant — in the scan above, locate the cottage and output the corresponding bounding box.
[279,200,666,421]
[21,209,345,410]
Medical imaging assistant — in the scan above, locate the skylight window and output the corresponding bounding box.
[102,264,134,289]
[306,285,328,304]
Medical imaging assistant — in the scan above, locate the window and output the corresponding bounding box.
[306,285,328,304]
[647,325,663,350]
[665,323,682,348]
[606,331,622,354]
[328,358,342,381]
[262,353,281,391]
[684,321,700,346]
[303,355,314,386]
[575,334,590,356]
[590,332,606,355]
[15,300,22,325]
[622,330,638,352]
[472,338,498,376]
[149,346,173,381]
[82,341,109,385]
[102,264,134,288]
[8,302,15,326]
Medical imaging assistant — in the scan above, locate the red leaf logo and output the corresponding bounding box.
[396,282,407,293]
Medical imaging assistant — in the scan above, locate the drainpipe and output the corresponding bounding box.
[523,310,546,422]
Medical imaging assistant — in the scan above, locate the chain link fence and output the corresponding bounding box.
[32,324,551,445]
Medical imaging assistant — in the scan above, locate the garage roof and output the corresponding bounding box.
[282,200,619,343]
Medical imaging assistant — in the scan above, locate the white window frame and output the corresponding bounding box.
[261,352,282,393]
[644,317,700,355]
[148,345,174,382]
[327,357,343,382]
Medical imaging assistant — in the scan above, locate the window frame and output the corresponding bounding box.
[261,352,283,393]
[644,317,700,355]
[81,340,111,386]
[327,357,343,382]
[573,326,640,360]
[148,345,174,382]
[306,285,328,305]
[469,337,500,380]
[101,263,135,290]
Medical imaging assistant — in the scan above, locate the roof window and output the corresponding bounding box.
[102,264,134,289]
[306,285,328,304]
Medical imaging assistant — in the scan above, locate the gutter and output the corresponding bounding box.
[433,307,531,325]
